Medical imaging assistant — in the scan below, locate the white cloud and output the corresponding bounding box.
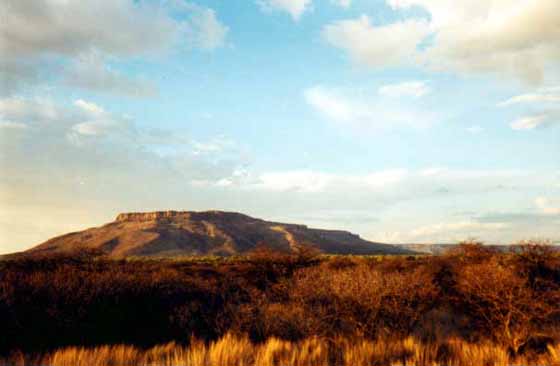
[187,7,229,50]
[323,15,430,68]
[63,53,158,98]
[466,125,484,134]
[0,96,253,253]
[304,84,439,131]
[71,121,124,137]
[499,86,560,107]
[500,87,560,130]
[0,96,247,179]
[0,97,62,124]
[332,0,351,8]
[205,167,558,244]
[378,81,431,98]
[0,121,27,130]
[304,86,357,122]
[409,221,510,240]
[499,92,560,107]
[0,60,41,96]
[69,109,134,138]
[535,196,560,215]
[258,0,312,20]
[1,104,558,252]
[0,97,134,139]
[510,115,549,130]
[236,167,536,195]
[325,0,560,83]
[192,137,238,155]
[254,169,407,193]
[0,0,177,60]
[74,100,106,117]
[256,171,332,193]
[0,0,228,95]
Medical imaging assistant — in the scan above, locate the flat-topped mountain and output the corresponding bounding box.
[27,210,413,257]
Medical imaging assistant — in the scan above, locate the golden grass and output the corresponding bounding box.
[3,334,560,366]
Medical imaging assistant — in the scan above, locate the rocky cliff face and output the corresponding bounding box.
[28,210,414,257]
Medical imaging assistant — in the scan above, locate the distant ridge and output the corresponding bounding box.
[26,210,415,257]
[396,243,560,255]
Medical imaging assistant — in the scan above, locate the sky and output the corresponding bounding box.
[1,0,559,254]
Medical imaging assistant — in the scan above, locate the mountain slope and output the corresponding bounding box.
[28,210,413,257]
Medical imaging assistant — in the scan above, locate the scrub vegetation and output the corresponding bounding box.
[1,242,559,365]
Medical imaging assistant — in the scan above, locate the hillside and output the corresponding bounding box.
[27,210,413,257]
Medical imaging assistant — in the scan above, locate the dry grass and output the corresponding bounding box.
[3,334,560,366]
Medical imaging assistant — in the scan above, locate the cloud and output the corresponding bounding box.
[499,86,560,130]
[249,169,408,193]
[510,115,549,130]
[289,210,379,224]
[74,100,105,116]
[0,97,133,138]
[0,60,42,96]
[332,0,351,8]
[409,221,510,241]
[378,81,431,98]
[0,0,228,96]
[63,53,158,98]
[1,103,558,252]
[186,7,229,50]
[228,167,545,196]
[466,125,484,134]
[474,212,558,225]
[535,196,560,215]
[499,91,560,107]
[304,84,439,131]
[0,0,177,60]
[69,107,133,139]
[371,190,560,244]
[0,121,27,130]
[323,15,430,68]
[213,167,558,245]
[325,0,560,83]
[192,137,240,155]
[0,96,254,251]
[177,166,555,247]
[257,0,312,20]
[0,96,246,180]
[0,97,65,124]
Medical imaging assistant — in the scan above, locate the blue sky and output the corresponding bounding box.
[1,0,559,253]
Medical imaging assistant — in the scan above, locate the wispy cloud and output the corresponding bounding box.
[510,115,550,130]
[331,0,351,8]
[499,86,560,130]
[466,125,484,134]
[409,221,510,241]
[257,0,312,21]
[304,84,439,132]
[378,81,431,98]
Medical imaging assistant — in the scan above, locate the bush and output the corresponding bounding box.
[1,243,559,358]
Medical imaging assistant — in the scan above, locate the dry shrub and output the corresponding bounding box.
[454,253,560,354]
[289,261,438,338]
[2,242,560,360]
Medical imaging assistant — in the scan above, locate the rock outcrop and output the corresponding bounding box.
[28,210,414,257]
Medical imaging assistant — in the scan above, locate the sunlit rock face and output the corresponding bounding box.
[28,210,414,257]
